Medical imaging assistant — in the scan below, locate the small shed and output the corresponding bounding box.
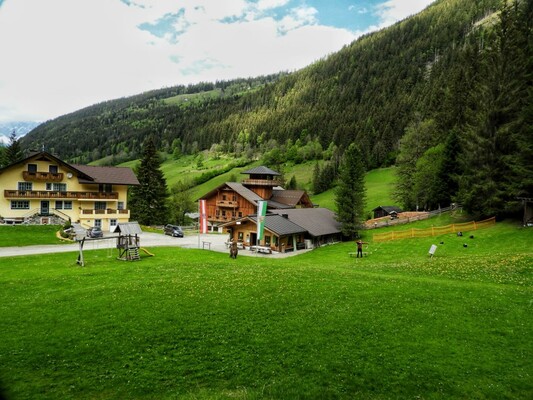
[372,206,403,219]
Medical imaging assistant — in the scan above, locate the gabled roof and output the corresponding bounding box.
[241,166,280,176]
[198,182,263,204]
[115,222,142,234]
[248,214,307,236]
[0,151,92,179]
[372,206,403,214]
[270,189,309,207]
[0,151,139,186]
[73,164,140,185]
[270,208,342,237]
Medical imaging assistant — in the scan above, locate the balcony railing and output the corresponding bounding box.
[241,179,281,186]
[4,190,119,200]
[23,171,64,182]
[216,200,238,208]
[80,209,130,217]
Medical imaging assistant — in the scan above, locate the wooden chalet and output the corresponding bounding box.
[198,166,313,231]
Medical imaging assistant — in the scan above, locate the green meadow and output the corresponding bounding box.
[0,219,531,399]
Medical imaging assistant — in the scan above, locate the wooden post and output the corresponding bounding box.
[77,237,85,267]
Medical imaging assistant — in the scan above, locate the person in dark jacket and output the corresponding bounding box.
[356,240,368,258]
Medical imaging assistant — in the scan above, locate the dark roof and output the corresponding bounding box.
[248,214,307,236]
[270,189,307,207]
[0,151,92,179]
[198,182,263,204]
[115,222,142,234]
[241,166,280,176]
[73,165,140,185]
[372,206,403,214]
[270,208,341,237]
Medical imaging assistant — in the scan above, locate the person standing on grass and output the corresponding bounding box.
[356,239,368,258]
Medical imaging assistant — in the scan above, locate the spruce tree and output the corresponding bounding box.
[129,135,169,225]
[5,132,23,165]
[335,143,366,238]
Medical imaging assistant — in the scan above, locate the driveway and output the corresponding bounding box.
[0,232,309,258]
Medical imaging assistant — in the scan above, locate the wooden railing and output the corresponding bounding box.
[81,209,130,216]
[216,200,238,208]
[4,190,119,200]
[23,171,64,182]
[241,179,281,186]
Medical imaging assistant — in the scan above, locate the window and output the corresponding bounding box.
[49,165,58,174]
[99,184,112,193]
[27,164,37,173]
[94,219,102,228]
[238,232,243,241]
[95,201,107,210]
[265,235,271,246]
[110,219,117,227]
[117,202,124,210]
[54,201,72,210]
[11,200,29,209]
[238,212,242,218]
[222,194,227,201]
[46,183,66,191]
[18,182,32,191]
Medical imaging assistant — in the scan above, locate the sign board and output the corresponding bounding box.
[429,244,437,257]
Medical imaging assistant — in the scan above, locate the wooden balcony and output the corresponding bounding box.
[241,179,281,186]
[209,215,236,223]
[4,190,119,200]
[23,171,64,182]
[216,200,238,208]
[80,209,130,217]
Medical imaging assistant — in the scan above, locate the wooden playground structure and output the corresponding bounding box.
[76,233,153,266]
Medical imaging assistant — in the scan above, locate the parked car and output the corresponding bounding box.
[164,224,184,237]
[86,226,103,238]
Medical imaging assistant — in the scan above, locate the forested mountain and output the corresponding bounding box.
[21,0,532,218]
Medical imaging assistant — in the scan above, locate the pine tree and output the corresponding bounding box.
[129,135,169,225]
[4,132,23,165]
[335,143,366,238]
[458,1,532,217]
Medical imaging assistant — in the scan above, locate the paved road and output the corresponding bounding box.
[0,232,308,258]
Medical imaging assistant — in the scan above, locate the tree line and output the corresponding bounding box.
[19,0,531,223]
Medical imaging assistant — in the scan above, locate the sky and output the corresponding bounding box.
[0,0,435,124]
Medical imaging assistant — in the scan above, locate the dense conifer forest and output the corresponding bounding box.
[20,0,532,218]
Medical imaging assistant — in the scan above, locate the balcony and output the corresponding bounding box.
[80,209,130,218]
[23,171,64,182]
[4,190,119,200]
[241,179,281,186]
[216,200,238,208]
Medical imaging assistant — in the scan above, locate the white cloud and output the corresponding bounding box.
[0,0,434,123]
[375,0,434,28]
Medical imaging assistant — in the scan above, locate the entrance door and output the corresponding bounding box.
[40,201,49,216]
[250,232,257,246]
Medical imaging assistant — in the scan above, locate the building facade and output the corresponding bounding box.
[0,151,139,231]
[198,166,313,231]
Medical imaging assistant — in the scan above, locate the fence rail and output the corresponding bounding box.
[373,217,496,242]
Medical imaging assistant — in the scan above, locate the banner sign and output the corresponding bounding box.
[257,200,267,241]
[199,200,208,234]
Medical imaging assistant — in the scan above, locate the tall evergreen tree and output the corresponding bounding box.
[335,143,366,238]
[129,135,169,225]
[4,132,24,165]
[458,0,532,217]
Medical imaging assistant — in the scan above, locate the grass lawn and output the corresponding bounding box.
[0,220,531,399]
[0,225,65,247]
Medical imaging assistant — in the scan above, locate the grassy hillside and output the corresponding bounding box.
[0,219,531,399]
[119,153,397,213]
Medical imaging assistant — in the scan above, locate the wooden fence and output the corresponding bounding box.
[373,217,496,242]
